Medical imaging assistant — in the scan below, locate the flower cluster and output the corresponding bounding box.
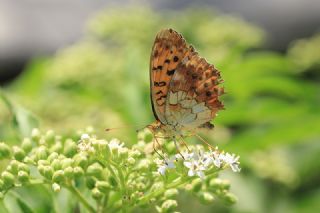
[156,147,240,179]
[0,128,240,213]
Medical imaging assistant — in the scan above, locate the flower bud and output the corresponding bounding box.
[36,146,48,160]
[199,192,215,204]
[86,163,103,178]
[50,141,63,153]
[96,181,111,193]
[137,159,151,171]
[73,154,88,169]
[21,138,32,153]
[23,156,35,165]
[2,171,15,187]
[164,189,178,198]
[190,178,202,193]
[12,146,26,161]
[43,166,54,180]
[31,128,41,141]
[51,159,62,171]
[47,152,59,163]
[38,159,50,166]
[9,160,20,175]
[61,158,74,169]
[127,157,135,165]
[64,139,77,157]
[52,183,61,192]
[223,192,238,205]
[144,130,153,143]
[52,170,65,183]
[73,167,84,178]
[17,171,29,183]
[0,143,11,159]
[161,200,178,212]
[64,166,74,178]
[45,130,55,145]
[119,147,128,159]
[86,177,96,189]
[92,188,103,200]
[18,163,30,174]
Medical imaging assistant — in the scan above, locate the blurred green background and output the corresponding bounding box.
[1,5,320,213]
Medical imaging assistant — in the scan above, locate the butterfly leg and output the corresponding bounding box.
[193,133,215,150]
[178,136,191,152]
[173,136,185,160]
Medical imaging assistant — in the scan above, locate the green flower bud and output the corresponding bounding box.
[64,139,77,157]
[52,170,65,183]
[199,192,215,204]
[164,189,178,198]
[64,167,74,178]
[86,177,96,189]
[42,166,54,180]
[52,183,61,192]
[2,171,15,187]
[38,137,46,145]
[73,154,88,169]
[47,152,59,163]
[190,179,202,193]
[31,128,41,141]
[0,143,11,159]
[17,171,29,183]
[86,163,103,178]
[51,159,62,171]
[9,160,20,175]
[36,146,48,160]
[50,141,63,153]
[119,147,128,159]
[23,156,35,165]
[61,158,74,169]
[127,157,135,165]
[73,167,84,178]
[137,159,151,170]
[144,130,153,143]
[223,192,238,205]
[38,160,50,166]
[18,163,30,174]
[92,188,103,200]
[12,146,26,161]
[21,138,32,153]
[45,130,55,145]
[96,181,111,193]
[209,178,230,190]
[129,149,141,158]
[161,200,178,212]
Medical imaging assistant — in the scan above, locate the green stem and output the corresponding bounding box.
[65,185,96,213]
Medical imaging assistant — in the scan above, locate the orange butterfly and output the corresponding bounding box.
[147,29,224,144]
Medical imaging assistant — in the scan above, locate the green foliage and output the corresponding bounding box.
[0,6,319,213]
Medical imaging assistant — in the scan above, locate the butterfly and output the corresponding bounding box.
[147,28,224,142]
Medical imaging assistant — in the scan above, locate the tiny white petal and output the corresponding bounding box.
[188,170,195,177]
[81,134,90,140]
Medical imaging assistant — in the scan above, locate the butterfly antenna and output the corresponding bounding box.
[105,124,147,132]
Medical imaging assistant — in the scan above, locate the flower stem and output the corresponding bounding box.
[65,185,96,213]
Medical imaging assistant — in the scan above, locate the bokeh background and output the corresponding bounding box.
[1,0,320,212]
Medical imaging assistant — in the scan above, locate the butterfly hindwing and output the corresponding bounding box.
[165,47,224,129]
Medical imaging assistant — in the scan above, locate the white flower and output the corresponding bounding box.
[81,133,90,141]
[205,150,222,168]
[221,153,241,172]
[78,134,94,153]
[183,160,206,179]
[157,156,176,175]
[108,138,124,150]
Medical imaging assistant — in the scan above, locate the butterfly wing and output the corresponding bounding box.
[149,29,189,124]
[165,44,224,129]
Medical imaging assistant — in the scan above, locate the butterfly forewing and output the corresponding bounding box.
[150,29,189,124]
